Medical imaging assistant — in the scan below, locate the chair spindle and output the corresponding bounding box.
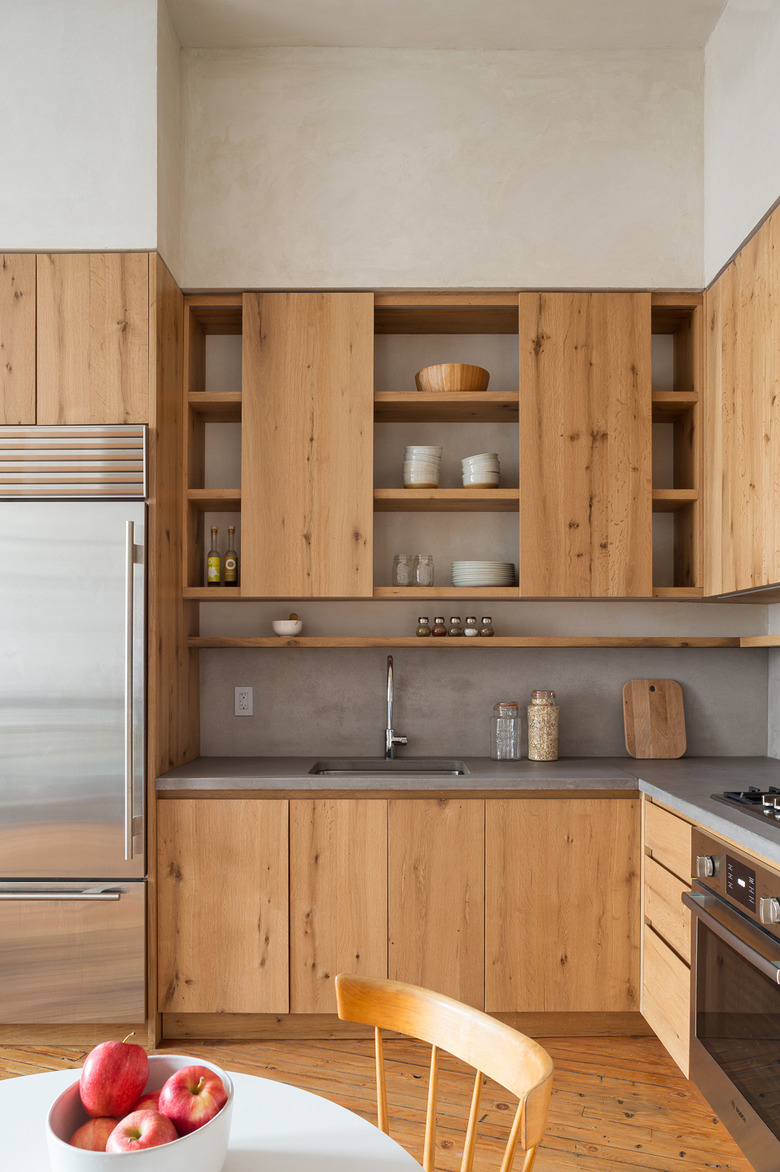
[375,1025,389,1134]
[459,1069,483,1171]
[423,1043,440,1171]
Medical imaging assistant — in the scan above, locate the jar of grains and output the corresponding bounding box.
[527,690,559,761]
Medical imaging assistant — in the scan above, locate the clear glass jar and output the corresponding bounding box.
[448,616,463,636]
[416,616,431,637]
[464,616,479,637]
[527,690,559,761]
[392,553,414,587]
[413,553,434,587]
[432,616,447,637]
[491,701,521,760]
[479,616,495,637]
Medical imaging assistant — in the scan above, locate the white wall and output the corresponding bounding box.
[179,47,703,291]
[704,0,780,282]
[0,0,158,251]
[157,0,183,275]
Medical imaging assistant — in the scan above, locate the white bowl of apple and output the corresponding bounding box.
[46,1041,233,1171]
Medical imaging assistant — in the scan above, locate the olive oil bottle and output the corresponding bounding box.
[206,525,221,586]
[224,525,239,586]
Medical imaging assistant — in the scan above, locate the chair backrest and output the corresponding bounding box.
[335,973,553,1172]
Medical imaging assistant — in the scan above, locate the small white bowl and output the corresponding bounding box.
[47,1054,233,1172]
[403,461,440,474]
[272,619,303,636]
[405,445,442,455]
[462,452,498,464]
[463,472,500,487]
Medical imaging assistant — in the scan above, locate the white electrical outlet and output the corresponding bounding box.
[235,686,253,716]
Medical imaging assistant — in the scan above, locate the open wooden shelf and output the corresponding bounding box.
[186,488,242,510]
[740,635,780,647]
[652,488,698,512]
[374,488,519,512]
[184,587,242,600]
[652,586,704,599]
[651,391,699,422]
[187,392,242,421]
[374,293,518,335]
[188,634,741,649]
[375,391,518,422]
[373,586,517,598]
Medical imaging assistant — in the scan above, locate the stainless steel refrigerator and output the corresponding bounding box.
[0,426,147,1023]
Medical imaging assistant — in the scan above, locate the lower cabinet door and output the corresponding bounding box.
[157,799,289,1014]
[485,797,640,1013]
[289,799,388,1013]
[642,923,691,1076]
[388,799,485,1008]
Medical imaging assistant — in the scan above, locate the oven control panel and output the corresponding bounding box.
[692,827,780,939]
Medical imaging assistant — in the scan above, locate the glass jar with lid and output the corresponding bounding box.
[448,616,464,636]
[464,616,479,637]
[413,553,434,587]
[479,616,495,637]
[490,701,521,760]
[527,690,559,761]
[416,616,431,637]
[432,616,447,637]
[392,553,413,587]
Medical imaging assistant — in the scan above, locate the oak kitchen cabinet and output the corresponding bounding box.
[705,205,780,595]
[36,252,150,425]
[240,291,375,597]
[485,796,640,1014]
[157,793,639,1029]
[517,292,653,597]
[0,254,36,424]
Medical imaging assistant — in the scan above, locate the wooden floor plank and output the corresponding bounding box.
[0,1035,754,1171]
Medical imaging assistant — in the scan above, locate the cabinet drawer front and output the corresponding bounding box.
[644,800,691,883]
[644,856,691,964]
[642,923,690,1077]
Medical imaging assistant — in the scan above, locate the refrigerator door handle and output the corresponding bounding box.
[0,886,121,901]
[125,519,135,862]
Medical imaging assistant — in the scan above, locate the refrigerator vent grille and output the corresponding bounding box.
[0,426,146,498]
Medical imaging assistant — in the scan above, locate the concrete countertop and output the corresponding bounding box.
[156,754,780,867]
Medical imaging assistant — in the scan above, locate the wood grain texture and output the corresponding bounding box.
[241,292,374,596]
[388,800,484,1008]
[36,253,149,424]
[622,679,686,759]
[518,292,652,597]
[643,856,691,965]
[705,208,780,594]
[290,800,388,1013]
[485,798,640,1013]
[643,800,692,884]
[641,924,691,1077]
[0,254,35,423]
[157,799,289,1014]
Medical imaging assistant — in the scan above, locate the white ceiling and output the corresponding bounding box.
[166,0,729,52]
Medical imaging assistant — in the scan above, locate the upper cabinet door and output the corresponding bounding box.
[518,292,653,597]
[704,211,780,595]
[241,292,374,597]
[0,255,36,424]
[36,253,149,425]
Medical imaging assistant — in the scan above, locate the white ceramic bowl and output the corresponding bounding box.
[462,453,499,466]
[403,474,440,487]
[462,460,499,472]
[405,445,442,456]
[463,472,500,487]
[47,1054,234,1172]
[402,460,440,474]
[272,619,303,635]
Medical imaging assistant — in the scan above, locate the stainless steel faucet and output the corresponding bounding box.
[384,655,408,758]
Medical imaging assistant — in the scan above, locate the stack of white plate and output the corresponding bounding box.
[451,561,516,586]
[403,445,442,488]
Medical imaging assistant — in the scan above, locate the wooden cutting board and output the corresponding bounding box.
[622,679,686,759]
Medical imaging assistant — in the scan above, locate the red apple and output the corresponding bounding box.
[79,1038,149,1118]
[158,1065,227,1135]
[131,1089,160,1112]
[106,1109,178,1152]
[68,1117,118,1151]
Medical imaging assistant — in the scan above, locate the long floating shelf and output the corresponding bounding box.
[374,488,519,512]
[188,635,740,649]
[375,391,519,422]
[740,635,780,647]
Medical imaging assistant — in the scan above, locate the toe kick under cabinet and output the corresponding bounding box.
[156,792,641,1038]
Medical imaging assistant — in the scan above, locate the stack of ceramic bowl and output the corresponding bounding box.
[462,452,500,488]
[451,560,516,586]
[403,445,442,488]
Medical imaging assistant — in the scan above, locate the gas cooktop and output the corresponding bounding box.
[712,786,780,826]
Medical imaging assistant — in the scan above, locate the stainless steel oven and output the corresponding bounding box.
[683,828,780,1172]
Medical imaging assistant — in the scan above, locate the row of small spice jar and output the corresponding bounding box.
[416,616,494,637]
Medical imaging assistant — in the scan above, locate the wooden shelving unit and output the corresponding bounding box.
[650,293,703,599]
[183,294,243,592]
[188,634,740,649]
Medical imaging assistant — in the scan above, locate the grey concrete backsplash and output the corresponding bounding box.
[199,646,768,759]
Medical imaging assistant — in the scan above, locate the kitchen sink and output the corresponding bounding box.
[309,758,469,776]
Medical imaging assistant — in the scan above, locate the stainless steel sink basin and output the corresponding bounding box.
[309,758,469,776]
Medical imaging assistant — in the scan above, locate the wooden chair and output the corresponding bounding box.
[335,974,553,1172]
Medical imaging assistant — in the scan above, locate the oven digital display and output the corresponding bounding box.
[726,854,757,911]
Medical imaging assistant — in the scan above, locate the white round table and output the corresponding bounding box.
[2,1068,423,1170]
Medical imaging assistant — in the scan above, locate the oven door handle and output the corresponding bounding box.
[683,890,780,983]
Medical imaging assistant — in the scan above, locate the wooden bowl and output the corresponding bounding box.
[414,363,490,393]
